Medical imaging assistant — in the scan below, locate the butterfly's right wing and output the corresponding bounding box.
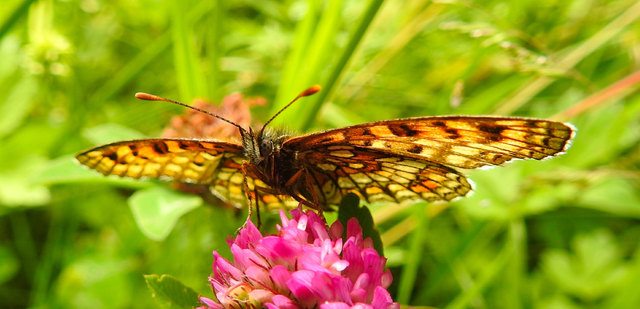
[75,138,245,183]
[75,138,296,209]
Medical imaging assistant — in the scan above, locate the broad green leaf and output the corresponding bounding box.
[145,274,201,308]
[129,187,202,241]
[337,193,384,255]
[0,154,50,207]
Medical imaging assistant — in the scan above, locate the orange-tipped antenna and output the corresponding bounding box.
[259,85,321,138]
[135,92,248,136]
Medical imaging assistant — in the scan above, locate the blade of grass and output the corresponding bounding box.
[30,202,77,307]
[397,202,429,304]
[205,0,224,101]
[300,0,385,132]
[503,219,525,309]
[379,202,449,246]
[553,70,640,121]
[273,0,321,114]
[494,0,640,114]
[271,0,343,130]
[0,0,36,39]
[64,1,212,154]
[170,0,207,101]
[418,222,500,303]
[340,2,445,102]
[91,0,213,105]
[444,220,520,309]
[296,0,343,92]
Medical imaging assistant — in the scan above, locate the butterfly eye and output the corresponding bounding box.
[260,139,274,154]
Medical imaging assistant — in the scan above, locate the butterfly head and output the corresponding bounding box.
[243,127,290,165]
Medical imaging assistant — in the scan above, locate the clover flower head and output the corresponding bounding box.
[199,208,399,309]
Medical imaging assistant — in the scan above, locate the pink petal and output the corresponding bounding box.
[268,294,300,309]
[329,220,344,240]
[257,236,300,263]
[269,265,292,293]
[346,218,363,243]
[319,302,351,309]
[244,265,271,288]
[279,209,291,228]
[287,270,322,307]
[371,286,398,309]
[352,304,374,309]
[297,213,309,231]
[232,220,263,248]
[230,244,268,270]
[350,287,368,304]
[198,296,221,308]
[353,273,371,293]
[311,273,337,301]
[311,220,330,241]
[212,252,243,281]
[381,270,393,289]
[248,289,275,303]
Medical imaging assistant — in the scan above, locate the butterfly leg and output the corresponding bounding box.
[302,171,326,221]
[253,185,262,229]
[240,162,258,229]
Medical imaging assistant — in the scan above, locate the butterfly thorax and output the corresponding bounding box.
[242,128,297,189]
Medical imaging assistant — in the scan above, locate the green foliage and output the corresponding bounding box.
[1,0,639,308]
[129,187,203,241]
[337,193,384,255]
[145,274,201,308]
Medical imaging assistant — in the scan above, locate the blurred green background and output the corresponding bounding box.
[1,0,640,308]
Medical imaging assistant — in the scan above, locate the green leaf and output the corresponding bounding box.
[0,75,36,138]
[129,187,202,241]
[541,230,629,300]
[577,177,640,217]
[145,274,201,308]
[337,193,384,255]
[0,154,50,207]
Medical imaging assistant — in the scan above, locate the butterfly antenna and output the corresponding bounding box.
[135,92,249,137]
[259,85,321,138]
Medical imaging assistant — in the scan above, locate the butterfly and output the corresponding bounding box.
[76,85,575,211]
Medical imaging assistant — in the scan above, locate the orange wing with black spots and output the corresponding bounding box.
[285,116,573,204]
[75,138,296,209]
[75,139,244,182]
[298,146,472,205]
[285,116,574,169]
